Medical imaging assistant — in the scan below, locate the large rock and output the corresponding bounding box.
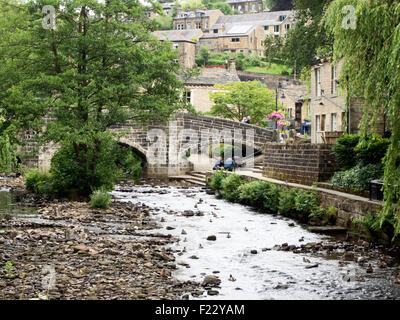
[202,275,221,286]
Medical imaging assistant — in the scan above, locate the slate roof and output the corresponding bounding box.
[213,10,295,25]
[200,23,258,38]
[153,30,202,43]
[174,9,222,20]
[183,67,240,86]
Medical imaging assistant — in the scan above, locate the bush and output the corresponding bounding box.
[353,211,396,241]
[25,169,52,194]
[278,187,298,216]
[332,134,360,169]
[50,138,117,197]
[355,134,389,166]
[220,174,244,202]
[238,180,271,208]
[90,190,112,209]
[262,182,280,213]
[295,189,319,221]
[208,170,227,193]
[331,163,383,192]
[209,144,237,159]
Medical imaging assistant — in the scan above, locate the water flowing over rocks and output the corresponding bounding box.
[2,182,400,300]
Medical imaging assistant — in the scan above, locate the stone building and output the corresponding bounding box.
[198,10,295,56]
[310,55,385,144]
[173,8,224,32]
[226,0,264,14]
[183,59,240,112]
[153,29,203,68]
[199,23,266,56]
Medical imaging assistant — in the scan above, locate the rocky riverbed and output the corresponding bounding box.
[0,186,202,300]
[2,179,400,300]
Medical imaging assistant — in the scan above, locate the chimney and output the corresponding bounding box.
[227,59,236,73]
[177,5,182,16]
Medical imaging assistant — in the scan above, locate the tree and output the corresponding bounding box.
[264,0,333,77]
[324,0,400,236]
[153,15,173,30]
[207,2,233,15]
[0,0,185,195]
[209,81,280,125]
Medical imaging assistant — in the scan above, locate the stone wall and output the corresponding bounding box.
[206,171,383,229]
[263,143,336,185]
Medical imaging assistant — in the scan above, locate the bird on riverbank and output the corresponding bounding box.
[366,264,374,273]
[227,233,231,239]
[160,217,165,222]
[244,227,248,232]
[299,237,304,242]
[181,229,187,235]
[303,257,311,263]
[229,274,236,282]
[199,244,203,249]
[209,219,213,223]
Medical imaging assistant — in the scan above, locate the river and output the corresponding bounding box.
[113,184,400,300]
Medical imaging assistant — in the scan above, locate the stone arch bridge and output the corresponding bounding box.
[31,113,273,177]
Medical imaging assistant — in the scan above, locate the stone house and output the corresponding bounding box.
[226,0,264,14]
[310,55,385,144]
[199,23,266,56]
[153,29,203,68]
[198,10,295,56]
[173,8,224,32]
[183,59,240,113]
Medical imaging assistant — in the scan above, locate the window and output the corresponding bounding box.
[213,29,218,33]
[331,113,337,132]
[274,25,280,33]
[238,5,242,12]
[177,23,184,30]
[205,22,208,29]
[315,68,321,97]
[331,65,338,95]
[187,22,191,29]
[184,90,191,104]
[196,22,201,29]
[321,115,326,132]
[279,15,287,21]
[231,38,240,42]
[264,25,269,31]
[252,4,256,11]
[285,24,290,31]
[316,115,321,131]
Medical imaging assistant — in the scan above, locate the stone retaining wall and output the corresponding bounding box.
[206,171,383,229]
[263,143,337,185]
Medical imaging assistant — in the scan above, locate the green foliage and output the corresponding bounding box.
[353,211,396,241]
[209,144,237,159]
[209,81,280,124]
[114,144,142,183]
[331,163,383,192]
[90,189,112,209]
[207,2,233,15]
[294,189,319,221]
[332,134,360,170]
[153,15,173,30]
[25,169,52,195]
[262,0,333,76]
[238,180,277,211]
[208,170,227,192]
[220,174,244,202]
[5,261,13,276]
[0,135,14,172]
[278,187,298,216]
[262,182,280,213]
[323,0,400,236]
[50,137,117,197]
[0,0,183,197]
[355,134,390,166]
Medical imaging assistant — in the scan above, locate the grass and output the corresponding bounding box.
[244,62,292,75]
